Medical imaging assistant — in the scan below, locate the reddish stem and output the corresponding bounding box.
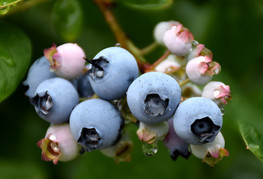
[144,50,171,72]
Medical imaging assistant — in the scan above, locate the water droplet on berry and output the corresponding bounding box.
[115,43,121,47]
[51,142,60,153]
[142,141,158,156]
[96,70,104,78]
[220,107,225,115]
[192,40,199,47]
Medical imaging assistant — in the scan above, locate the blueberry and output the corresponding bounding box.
[23,56,56,98]
[173,97,222,145]
[69,98,124,152]
[127,72,181,124]
[87,47,139,100]
[71,72,94,98]
[30,77,79,124]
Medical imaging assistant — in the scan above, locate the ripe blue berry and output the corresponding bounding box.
[23,56,56,98]
[87,47,139,100]
[127,72,181,124]
[69,98,124,152]
[30,77,79,124]
[173,97,222,145]
[72,72,94,98]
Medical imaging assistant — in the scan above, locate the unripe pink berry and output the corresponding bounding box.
[163,24,194,56]
[154,54,183,74]
[137,121,169,144]
[186,56,221,85]
[37,124,80,164]
[44,43,86,79]
[181,83,202,98]
[190,132,229,166]
[100,133,133,164]
[153,21,180,45]
[202,81,231,107]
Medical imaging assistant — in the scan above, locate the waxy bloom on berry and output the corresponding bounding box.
[44,43,86,79]
[163,24,194,56]
[186,56,221,85]
[37,124,80,164]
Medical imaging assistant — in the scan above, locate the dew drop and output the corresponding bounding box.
[115,43,121,47]
[192,40,199,47]
[96,70,104,78]
[142,141,158,157]
[220,107,225,115]
[51,142,60,153]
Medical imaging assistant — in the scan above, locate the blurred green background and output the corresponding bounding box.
[1,0,263,178]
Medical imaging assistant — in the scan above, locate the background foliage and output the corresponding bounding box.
[1,0,263,178]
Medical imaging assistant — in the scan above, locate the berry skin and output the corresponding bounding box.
[69,98,124,152]
[190,132,229,166]
[173,97,223,145]
[153,21,180,45]
[30,77,79,124]
[37,124,80,164]
[87,47,139,101]
[127,72,181,124]
[72,71,94,98]
[163,24,194,56]
[186,56,221,85]
[202,81,231,107]
[44,43,86,79]
[23,56,56,98]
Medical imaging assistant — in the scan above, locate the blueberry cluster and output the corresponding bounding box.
[24,21,231,167]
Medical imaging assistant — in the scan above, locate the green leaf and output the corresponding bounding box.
[52,0,83,41]
[118,0,173,10]
[239,120,263,162]
[0,21,31,103]
[0,0,22,15]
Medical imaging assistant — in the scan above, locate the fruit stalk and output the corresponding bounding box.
[93,0,149,72]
